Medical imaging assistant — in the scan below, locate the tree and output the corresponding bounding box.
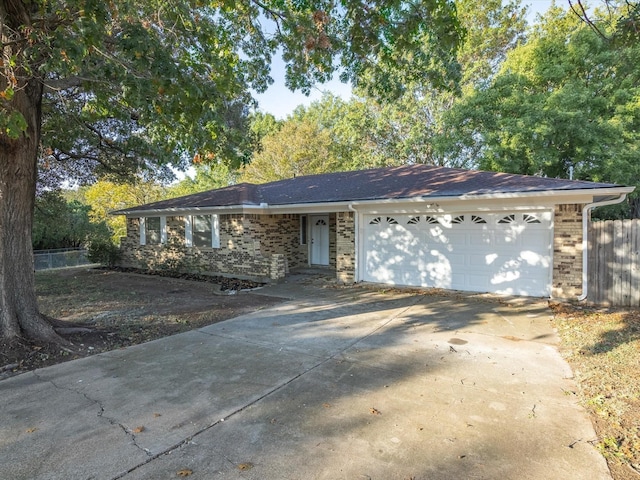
[32,191,111,250]
[567,0,639,45]
[168,162,239,198]
[1,0,463,343]
[80,179,167,242]
[339,0,529,168]
[435,6,640,214]
[240,118,339,183]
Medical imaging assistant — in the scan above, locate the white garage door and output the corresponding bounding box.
[362,212,552,297]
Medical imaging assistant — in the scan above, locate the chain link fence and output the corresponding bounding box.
[34,248,93,271]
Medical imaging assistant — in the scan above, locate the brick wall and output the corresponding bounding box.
[118,213,308,281]
[552,204,584,299]
[336,211,356,283]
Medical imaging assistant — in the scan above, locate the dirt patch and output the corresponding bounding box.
[551,302,640,480]
[0,268,285,379]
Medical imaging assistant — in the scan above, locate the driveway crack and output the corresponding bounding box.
[30,371,152,457]
[113,294,429,479]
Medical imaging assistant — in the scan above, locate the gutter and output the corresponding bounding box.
[111,187,632,217]
[577,193,630,301]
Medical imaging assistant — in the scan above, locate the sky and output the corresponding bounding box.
[253,0,556,119]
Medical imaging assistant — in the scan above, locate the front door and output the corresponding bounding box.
[310,215,329,266]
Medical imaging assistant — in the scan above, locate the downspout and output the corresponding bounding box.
[577,193,628,301]
[348,203,359,283]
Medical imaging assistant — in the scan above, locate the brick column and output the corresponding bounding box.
[336,211,356,283]
[552,204,584,299]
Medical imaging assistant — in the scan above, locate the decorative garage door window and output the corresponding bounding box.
[362,211,553,297]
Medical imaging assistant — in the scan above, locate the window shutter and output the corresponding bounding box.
[185,216,193,247]
[160,217,167,244]
[211,214,220,248]
[139,217,146,246]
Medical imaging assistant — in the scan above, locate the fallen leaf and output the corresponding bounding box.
[132,426,145,433]
[177,469,193,476]
[370,407,381,415]
[238,462,253,471]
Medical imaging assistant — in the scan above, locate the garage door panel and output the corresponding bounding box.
[467,274,491,289]
[363,211,552,297]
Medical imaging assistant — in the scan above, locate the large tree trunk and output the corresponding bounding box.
[0,70,63,344]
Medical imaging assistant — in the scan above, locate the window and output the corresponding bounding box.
[185,214,220,248]
[300,215,307,245]
[140,216,165,245]
[193,215,212,247]
[498,214,516,224]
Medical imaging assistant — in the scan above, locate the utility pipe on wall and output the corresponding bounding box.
[578,193,629,302]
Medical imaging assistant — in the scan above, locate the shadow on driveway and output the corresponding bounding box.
[0,282,610,480]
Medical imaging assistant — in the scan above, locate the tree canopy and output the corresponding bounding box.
[433,5,640,213]
[0,0,465,343]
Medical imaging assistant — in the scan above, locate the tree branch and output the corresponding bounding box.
[568,0,609,40]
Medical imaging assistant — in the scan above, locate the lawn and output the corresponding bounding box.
[551,303,640,480]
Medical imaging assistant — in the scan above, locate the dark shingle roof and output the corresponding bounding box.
[114,164,625,214]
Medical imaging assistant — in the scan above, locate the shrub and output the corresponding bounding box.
[87,240,121,267]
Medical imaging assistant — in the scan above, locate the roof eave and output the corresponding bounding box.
[111,186,635,216]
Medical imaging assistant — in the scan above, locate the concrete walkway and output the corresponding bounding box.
[0,277,610,480]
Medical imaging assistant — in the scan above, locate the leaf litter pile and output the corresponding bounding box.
[0,268,283,378]
[550,302,640,480]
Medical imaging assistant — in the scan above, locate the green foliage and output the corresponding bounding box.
[86,240,121,267]
[434,5,640,216]
[32,191,112,250]
[241,2,528,175]
[1,0,464,185]
[78,179,167,242]
[240,117,340,183]
[168,163,238,197]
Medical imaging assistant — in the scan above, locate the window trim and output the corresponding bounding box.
[139,216,166,246]
[185,214,220,248]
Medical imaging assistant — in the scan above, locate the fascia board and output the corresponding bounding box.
[113,186,634,217]
[115,205,246,217]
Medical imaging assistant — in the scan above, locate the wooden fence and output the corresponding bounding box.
[587,219,640,307]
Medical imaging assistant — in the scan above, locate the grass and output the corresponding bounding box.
[551,303,640,480]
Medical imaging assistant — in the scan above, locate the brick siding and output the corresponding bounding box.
[120,205,582,294]
[336,211,356,283]
[119,214,308,281]
[552,204,584,299]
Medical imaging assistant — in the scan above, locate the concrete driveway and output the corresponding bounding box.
[0,277,610,480]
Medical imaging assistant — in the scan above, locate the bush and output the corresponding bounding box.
[87,240,121,267]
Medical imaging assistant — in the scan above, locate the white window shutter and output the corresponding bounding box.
[160,217,167,244]
[211,214,220,248]
[185,215,193,247]
[139,217,146,246]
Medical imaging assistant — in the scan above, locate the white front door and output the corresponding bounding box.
[310,215,330,266]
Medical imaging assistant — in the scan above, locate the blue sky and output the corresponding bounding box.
[253,0,556,119]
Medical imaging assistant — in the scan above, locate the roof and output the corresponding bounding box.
[113,164,630,214]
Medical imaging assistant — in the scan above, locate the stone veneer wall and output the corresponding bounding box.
[336,211,356,283]
[552,203,584,299]
[118,214,308,281]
